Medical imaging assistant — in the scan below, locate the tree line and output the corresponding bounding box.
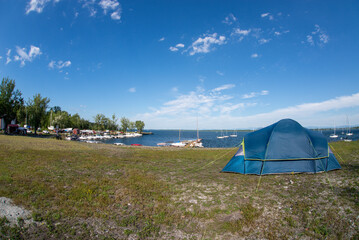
[0,77,145,134]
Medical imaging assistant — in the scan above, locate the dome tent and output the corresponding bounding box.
[222,119,341,175]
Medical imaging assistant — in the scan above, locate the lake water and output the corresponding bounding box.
[99,128,359,148]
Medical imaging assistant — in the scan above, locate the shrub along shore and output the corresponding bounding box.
[0,135,358,239]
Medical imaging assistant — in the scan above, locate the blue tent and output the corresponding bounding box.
[222,119,341,175]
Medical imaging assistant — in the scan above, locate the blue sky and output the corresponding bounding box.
[1,0,359,129]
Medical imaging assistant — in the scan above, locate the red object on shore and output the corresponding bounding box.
[131,144,142,146]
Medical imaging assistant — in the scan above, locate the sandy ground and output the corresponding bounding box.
[0,197,33,226]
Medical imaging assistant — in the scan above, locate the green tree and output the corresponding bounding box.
[135,120,145,133]
[0,77,24,130]
[53,111,70,129]
[70,113,81,128]
[50,106,61,113]
[109,114,118,131]
[120,117,130,132]
[27,94,50,134]
[94,114,110,131]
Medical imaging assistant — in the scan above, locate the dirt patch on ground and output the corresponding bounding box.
[0,197,33,226]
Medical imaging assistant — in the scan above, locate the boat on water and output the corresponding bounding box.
[217,130,226,139]
[230,129,237,137]
[346,116,353,136]
[330,122,338,138]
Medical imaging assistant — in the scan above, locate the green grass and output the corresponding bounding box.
[0,135,358,239]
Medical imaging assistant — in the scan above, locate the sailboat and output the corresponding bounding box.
[346,116,353,136]
[171,129,186,147]
[217,130,225,139]
[230,129,237,137]
[330,122,338,138]
[223,130,229,138]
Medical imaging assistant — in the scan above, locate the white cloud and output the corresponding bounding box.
[141,85,237,118]
[169,46,179,52]
[170,43,185,52]
[258,38,271,44]
[242,90,269,99]
[159,37,165,42]
[251,53,259,58]
[26,0,51,14]
[82,0,97,17]
[99,0,121,20]
[305,24,329,46]
[189,33,226,56]
[231,28,252,41]
[129,87,136,93]
[237,92,359,127]
[307,35,314,45]
[212,84,235,92]
[48,60,71,69]
[111,9,121,20]
[13,45,42,66]
[139,92,359,129]
[6,49,11,64]
[99,0,119,13]
[232,28,251,36]
[261,12,274,20]
[222,13,237,25]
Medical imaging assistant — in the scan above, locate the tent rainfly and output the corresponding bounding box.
[222,119,341,175]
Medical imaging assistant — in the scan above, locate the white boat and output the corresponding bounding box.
[217,130,225,139]
[330,122,338,138]
[230,129,237,137]
[114,142,125,146]
[171,141,186,147]
[346,116,353,136]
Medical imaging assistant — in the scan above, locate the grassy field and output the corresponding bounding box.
[0,135,358,239]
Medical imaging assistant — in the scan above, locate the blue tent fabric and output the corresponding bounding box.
[222,119,341,175]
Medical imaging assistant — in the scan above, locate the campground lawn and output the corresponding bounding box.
[0,135,358,239]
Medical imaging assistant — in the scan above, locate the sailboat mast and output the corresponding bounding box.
[196,115,199,140]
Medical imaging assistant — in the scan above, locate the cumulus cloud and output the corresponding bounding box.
[222,13,237,25]
[159,37,165,42]
[99,0,121,20]
[13,45,42,66]
[49,60,71,69]
[26,0,51,14]
[99,0,119,13]
[305,24,329,46]
[189,33,226,56]
[242,90,269,99]
[169,46,179,52]
[128,87,136,93]
[169,43,185,52]
[251,53,259,58]
[139,84,243,121]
